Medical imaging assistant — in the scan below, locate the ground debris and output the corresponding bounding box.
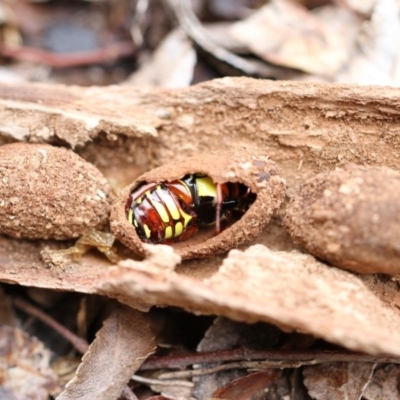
[57,305,155,400]
[0,325,62,399]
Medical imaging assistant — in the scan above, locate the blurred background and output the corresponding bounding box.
[0,0,397,87]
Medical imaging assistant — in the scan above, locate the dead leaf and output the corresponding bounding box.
[212,370,281,399]
[168,0,284,78]
[229,0,353,77]
[142,375,193,400]
[337,0,400,85]
[127,28,196,88]
[363,364,400,400]
[341,0,378,16]
[57,305,156,400]
[198,317,281,352]
[303,362,375,400]
[0,325,62,399]
[193,318,281,398]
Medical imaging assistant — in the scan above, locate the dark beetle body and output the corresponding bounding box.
[125,174,255,244]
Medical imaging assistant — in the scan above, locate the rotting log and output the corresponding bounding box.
[1,78,400,355]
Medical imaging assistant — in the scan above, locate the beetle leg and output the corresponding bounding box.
[216,183,222,234]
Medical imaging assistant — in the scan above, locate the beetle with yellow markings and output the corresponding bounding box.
[110,150,286,260]
[125,174,256,244]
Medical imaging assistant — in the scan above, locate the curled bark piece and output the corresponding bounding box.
[284,164,400,274]
[110,150,286,259]
[0,143,111,240]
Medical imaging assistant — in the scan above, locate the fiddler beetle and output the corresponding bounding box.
[125,174,256,244]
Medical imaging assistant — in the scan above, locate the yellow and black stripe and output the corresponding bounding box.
[128,182,195,243]
[126,173,255,244]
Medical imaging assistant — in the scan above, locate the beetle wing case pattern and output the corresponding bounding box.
[126,174,256,244]
[110,150,286,260]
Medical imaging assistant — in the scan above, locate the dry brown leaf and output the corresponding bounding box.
[363,364,400,400]
[303,362,375,400]
[337,0,400,85]
[0,325,62,399]
[193,317,281,398]
[168,0,287,79]
[57,305,155,400]
[198,317,281,352]
[201,22,249,53]
[341,0,376,15]
[98,245,400,356]
[127,28,196,88]
[229,0,352,77]
[212,370,281,399]
[143,377,193,400]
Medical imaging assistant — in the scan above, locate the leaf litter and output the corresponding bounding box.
[0,325,62,399]
[57,305,155,400]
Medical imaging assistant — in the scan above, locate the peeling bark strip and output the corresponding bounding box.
[99,246,400,356]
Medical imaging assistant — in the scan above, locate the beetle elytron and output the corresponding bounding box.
[125,174,255,244]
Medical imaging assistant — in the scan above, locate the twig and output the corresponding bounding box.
[0,42,135,68]
[167,0,277,77]
[159,362,291,380]
[169,0,251,71]
[121,386,139,400]
[131,374,193,388]
[130,0,150,47]
[140,348,400,371]
[359,362,378,400]
[12,296,89,354]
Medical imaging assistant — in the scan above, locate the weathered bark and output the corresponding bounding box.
[1,78,400,355]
